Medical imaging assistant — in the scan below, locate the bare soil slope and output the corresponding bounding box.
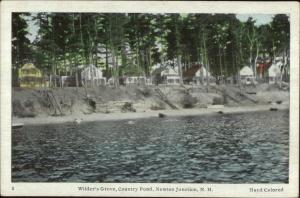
[12,83,289,119]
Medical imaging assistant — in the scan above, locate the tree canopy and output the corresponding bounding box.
[12,13,290,86]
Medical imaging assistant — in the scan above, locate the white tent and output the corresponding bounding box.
[81,64,106,87]
[239,66,254,85]
[240,66,254,76]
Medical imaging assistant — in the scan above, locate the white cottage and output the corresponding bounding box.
[81,65,106,87]
[239,66,254,85]
[125,76,147,85]
[268,61,282,84]
[161,66,180,85]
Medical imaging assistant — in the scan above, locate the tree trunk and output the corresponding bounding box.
[177,54,183,85]
[14,36,20,87]
[112,49,119,88]
[203,34,209,93]
[223,48,227,83]
[105,44,109,78]
[254,42,259,80]
[219,46,223,81]
[90,61,94,88]
[148,48,151,77]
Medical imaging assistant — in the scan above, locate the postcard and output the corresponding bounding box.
[1,1,299,197]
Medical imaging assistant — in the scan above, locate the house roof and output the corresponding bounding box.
[257,61,272,71]
[183,64,202,78]
[20,63,39,71]
[240,66,254,76]
[19,63,43,78]
[152,67,165,75]
[161,66,179,76]
[196,66,211,77]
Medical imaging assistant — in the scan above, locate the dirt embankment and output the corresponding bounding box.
[12,83,289,119]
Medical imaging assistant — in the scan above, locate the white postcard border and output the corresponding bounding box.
[1,1,299,197]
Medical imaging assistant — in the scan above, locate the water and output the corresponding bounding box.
[12,110,289,183]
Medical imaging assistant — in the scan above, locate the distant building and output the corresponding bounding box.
[81,65,106,87]
[183,64,201,84]
[61,75,82,87]
[18,63,45,88]
[161,66,180,85]
[196,65,215,85]
[256,59,272,80]
[151,64,165,85]
[239,66,255,85]
[268,61,282,84]
[255,56,273,83]
[125,76,147,85]
[183,63,215,85]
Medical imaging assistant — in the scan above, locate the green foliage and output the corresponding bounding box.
[12,13,290,87]
[12,13,31,86]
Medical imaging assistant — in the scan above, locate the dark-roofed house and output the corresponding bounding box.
[183,63,215,85]
[183,64,202,84]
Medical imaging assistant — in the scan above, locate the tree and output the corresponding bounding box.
[12,13,31,87]
[271,14,290,82]
[13,12,290,88]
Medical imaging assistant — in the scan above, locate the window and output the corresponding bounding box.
[168,79,174,84]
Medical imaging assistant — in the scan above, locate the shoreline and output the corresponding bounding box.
[12,104,289,126]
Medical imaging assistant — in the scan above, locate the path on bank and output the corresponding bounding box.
[12,104,289,126]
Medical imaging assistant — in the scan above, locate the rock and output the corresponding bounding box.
[217,111,224,114]
[276,101,282,104]
[270,108,278,111]
[150,101,166,110]
[158,113,166,118]
[181,93,197,108]
[121,102,136,112]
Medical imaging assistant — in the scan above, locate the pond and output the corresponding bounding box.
[12,110,289,183]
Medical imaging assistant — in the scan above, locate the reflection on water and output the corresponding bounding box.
[12,110,289,183]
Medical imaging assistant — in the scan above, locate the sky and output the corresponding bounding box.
[236,14,274,26]
[22,14,38,43]
[23,14,275,43]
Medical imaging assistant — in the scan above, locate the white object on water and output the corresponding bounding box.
[127,120,135,125]
[12,123,24,129]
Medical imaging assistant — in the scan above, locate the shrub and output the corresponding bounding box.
[24,99,34,108]
[181,94,197,108]
[150,101,166,110]
[122,102,136,112]
[12,99,36,117]
[212,96,224,105]
[89,99,96,109]
[12,99,24,116]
